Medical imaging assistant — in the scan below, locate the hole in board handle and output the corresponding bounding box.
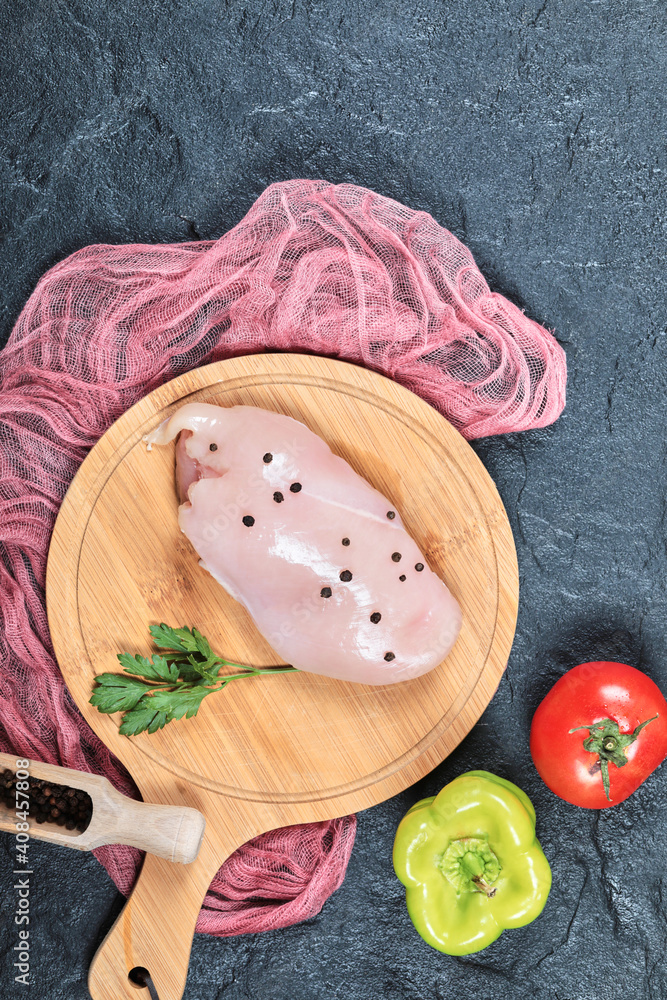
[128,966,160,998]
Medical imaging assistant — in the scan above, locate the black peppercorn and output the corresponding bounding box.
[384,652,396,662]
[320,587,332,598]
[263,453,273,463]
[2,770,93,834]
[386,510,395,520]
[399,574,406,582]
[391,552,402,562]
[273,492,284,503]
[342,537,350,546]
[415,563,424,572]
[290,482,302,493]
[339,570,352,582]
[242,515,255,527]
[209,443,218,452]
[370,612,381,624]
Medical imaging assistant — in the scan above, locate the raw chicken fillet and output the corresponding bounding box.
[147,403,462,684]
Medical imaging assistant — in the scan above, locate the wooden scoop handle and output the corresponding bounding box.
[0,753,205,865]
[88,825,249,1000]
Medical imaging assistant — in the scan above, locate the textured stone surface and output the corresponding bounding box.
[1,1,666,998]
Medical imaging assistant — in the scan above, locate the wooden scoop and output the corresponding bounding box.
[0,752,205,864]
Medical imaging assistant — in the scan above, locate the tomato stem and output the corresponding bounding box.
[569,715,658,801]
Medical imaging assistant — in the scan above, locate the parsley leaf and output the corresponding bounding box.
[90,675,153,713]
[117,652,179,683]
[119,705,170,736]
[149,624,201,654]
[90,625,297,736]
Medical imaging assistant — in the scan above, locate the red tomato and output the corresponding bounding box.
[530,662,667,808]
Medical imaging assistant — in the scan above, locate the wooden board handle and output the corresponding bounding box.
[0,754,205,864]
[88,832,244,1000]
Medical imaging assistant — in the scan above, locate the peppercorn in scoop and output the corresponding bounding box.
[1,768,92,831]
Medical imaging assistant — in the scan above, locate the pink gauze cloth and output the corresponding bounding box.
[0,179,566,935]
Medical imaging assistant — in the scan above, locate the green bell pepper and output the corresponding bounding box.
[393,770,551,955]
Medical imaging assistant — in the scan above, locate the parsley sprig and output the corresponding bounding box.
[90,624,296,736]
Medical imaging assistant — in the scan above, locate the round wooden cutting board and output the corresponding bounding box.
[46,354,518,1000]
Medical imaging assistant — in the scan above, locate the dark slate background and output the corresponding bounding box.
[1,1,666,998]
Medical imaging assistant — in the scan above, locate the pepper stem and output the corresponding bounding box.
[438,838,501,895]
[568,714,658,801]
[472,876,498,898]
